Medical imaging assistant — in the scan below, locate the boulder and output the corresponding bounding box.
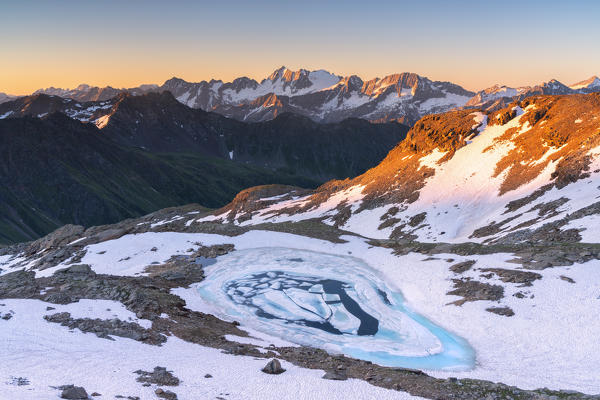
[60,385,88,399]
[261,359,286,374]
[322,370,348,381]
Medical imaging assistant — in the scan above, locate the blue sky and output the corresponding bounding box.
[1,0,599,94]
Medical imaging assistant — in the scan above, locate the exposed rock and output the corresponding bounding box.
[135,367,180,386]
[408,212,427,227]
[479,268,542,286]
[59,385,89,399]
[261,359,286,374]
[486,306,515,317]
[447,279,504,306]
[155,388,177,400]
[322,370,348,381]
[560,275,576,283]
[44,312,166,345]
[449,260,476,274]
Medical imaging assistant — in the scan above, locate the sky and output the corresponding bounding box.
[1,0,599,95]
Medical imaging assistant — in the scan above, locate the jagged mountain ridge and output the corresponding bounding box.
[160,67,475,125]
[14,67,476,125]
[465,77,600,110]
[16,68,600,126]
[34,83,158,102]
[202,92,600,247]
[0,91,409,181]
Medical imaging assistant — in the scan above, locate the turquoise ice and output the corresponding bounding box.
[197,247,475,371]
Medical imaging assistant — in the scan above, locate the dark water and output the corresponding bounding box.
[225,271,380,336]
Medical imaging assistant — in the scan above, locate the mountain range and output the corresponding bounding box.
[13,67,600,125]
[0,91,408,181]
[0,92,408,244]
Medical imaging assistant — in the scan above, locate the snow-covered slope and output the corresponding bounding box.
[205,93,600,246]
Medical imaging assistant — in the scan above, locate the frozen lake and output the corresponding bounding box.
[197,247,475,371]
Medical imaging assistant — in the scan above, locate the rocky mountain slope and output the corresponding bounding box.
[202,92,600,247]
[0,113,317,244]
[0,92,409,181]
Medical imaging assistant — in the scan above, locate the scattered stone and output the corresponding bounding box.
[486,306,515,317]
[59,385,89,399]
[322,370,348,381]
[150,247,158,252]
[204,374,212,378]
[155,388,177,400]
[46,306,56,311]
[135,367,180,386]
[9,377,29,386]
[90,393,101,397]
[560,275,576,283]
[1,312,13,320]
[261,359,286,374]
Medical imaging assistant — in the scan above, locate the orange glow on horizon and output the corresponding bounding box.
[2,61,599,97]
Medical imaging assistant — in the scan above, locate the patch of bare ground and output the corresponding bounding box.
[479,268,542,286]
[449,260,476,274]
[447,279,504,306]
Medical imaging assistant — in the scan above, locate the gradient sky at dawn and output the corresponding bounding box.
[1,0,599,95]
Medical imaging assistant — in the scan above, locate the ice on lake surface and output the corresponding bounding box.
[197,247,475,370]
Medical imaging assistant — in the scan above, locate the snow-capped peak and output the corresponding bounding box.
[570,76,600,90]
